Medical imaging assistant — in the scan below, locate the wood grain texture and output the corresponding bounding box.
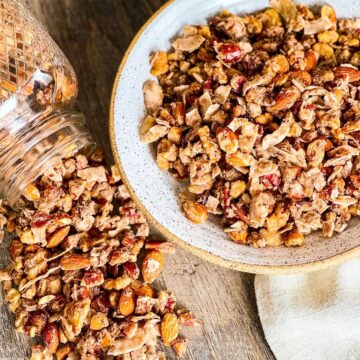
[0,1,275,359]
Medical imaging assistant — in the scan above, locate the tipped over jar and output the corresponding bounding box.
[0,0,94,206]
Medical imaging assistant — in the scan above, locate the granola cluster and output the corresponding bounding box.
[141,0,360,247]
[0,150,200,360]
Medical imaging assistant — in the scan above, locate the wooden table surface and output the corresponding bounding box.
[0,1,275,359]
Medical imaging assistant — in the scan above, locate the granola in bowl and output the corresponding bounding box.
[0,150,201,360]
[140,0,360,248]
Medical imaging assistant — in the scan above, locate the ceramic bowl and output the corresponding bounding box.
[110,0,360,274]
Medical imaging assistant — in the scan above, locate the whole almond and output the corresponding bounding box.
[59,254,90,271]
[47,226,70,248]
[142,250,165,283]
[334,66,360,82]
[161,313,180,346]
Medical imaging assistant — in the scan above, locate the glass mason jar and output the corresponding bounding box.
[0,0,94,206]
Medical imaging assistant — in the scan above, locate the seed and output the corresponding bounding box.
[161,313,180,346]
[182,200,208,224]
[118,286,135,316]
[142,250,165,284]
[178,310,203,327]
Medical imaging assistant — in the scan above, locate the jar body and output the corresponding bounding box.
[0,0,94,206]
[0,101,95,205]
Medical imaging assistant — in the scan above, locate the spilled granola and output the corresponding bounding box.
[141,0,360,247]
[0,150,200,360]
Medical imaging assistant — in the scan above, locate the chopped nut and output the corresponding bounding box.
[142,250,165,284]
[182,201,208,224]
[161,313,180,346]
[0,151,199,360]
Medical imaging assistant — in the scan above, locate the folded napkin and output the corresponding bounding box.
[255,258,360,360]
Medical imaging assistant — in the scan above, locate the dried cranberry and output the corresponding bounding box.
[218,43,243,63]
[261,174,281,189]
[321,166,332,177]
[203,77,213,91]
[232,75,246,93]
[122,262,140,279]
[223,185,231,210]
[165,297,176,313]
[121,230,136,247]
[91,293,110,313]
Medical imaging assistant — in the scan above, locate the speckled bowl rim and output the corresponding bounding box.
[109,0,360,274]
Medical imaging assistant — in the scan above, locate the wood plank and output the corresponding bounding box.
[0,1,275,359]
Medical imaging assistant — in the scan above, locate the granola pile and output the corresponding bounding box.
[0,150,200,360]
[141,0,360,247]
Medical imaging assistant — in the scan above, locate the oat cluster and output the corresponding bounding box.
[141,0,360,247]
[0,150,200,360]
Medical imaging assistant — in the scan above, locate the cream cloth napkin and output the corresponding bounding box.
[255,258,360,360]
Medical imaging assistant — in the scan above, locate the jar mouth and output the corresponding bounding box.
[0,109,95,207]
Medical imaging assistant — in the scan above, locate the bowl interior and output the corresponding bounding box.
[111,0,360,272]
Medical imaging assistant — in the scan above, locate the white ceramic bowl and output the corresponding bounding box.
[110,0,360,273]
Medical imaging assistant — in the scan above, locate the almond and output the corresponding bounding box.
[142,250,165,284]
[59,254,90,271]
[334,66,360,82]
[268,87,300,112]
[118,286,135,316]
[161,313,180,346]
[46,226,70,248]
[304,50,317,71]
